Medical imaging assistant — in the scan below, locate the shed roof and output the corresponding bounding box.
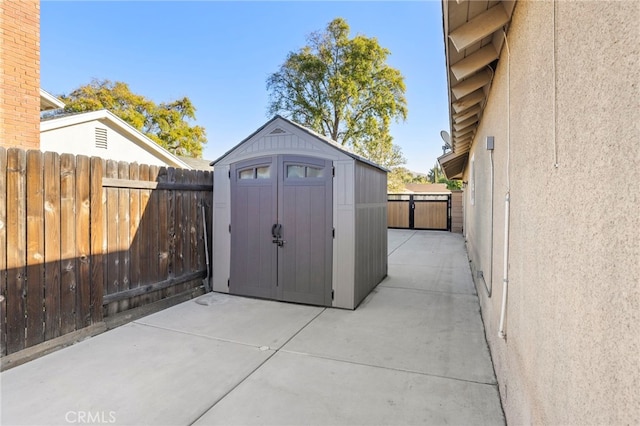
[211,115,387,172]
[438,0,516,179]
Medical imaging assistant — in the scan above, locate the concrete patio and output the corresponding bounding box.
[0,230,504,425]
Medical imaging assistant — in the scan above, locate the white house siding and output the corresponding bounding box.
[463,1,639,424]
[41,119,170,167]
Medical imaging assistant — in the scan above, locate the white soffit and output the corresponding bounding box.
[448,3,510,52]
[453,105,482,124]
[451,69,492,100]
[440,0,516,180]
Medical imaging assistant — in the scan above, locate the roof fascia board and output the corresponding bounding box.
[40,89,65,110]
[212,115,387,172]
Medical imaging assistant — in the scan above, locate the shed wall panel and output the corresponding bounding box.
[212,165,231,293]
[332,160,355,309]
[353,162,387,307]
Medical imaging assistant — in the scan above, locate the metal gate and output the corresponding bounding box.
[387,194,451,231]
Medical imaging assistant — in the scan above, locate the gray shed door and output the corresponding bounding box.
[230,155,333,306]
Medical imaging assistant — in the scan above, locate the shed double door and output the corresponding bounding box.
[230,155,333,306]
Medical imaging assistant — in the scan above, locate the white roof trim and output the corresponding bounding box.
[212,115,388,172]
[39,89,65,110]
[40,109,192,169]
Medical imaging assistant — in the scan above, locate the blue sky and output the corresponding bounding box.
[41,1,449,174]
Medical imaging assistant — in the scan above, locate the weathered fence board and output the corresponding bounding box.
[76,156,91,329]
[89,157,104,324]
[157,168,169,299]
[43,152,61,341]
[174,169,186,293]
[60,154,77,335]
[105,160,119,317]
[6,148,27,354]
[164,167,176,299]
[147,165,160,305]
[0,148,8,354]
[128,163,141,309]
[2,148,212,359]
[117,161,130,313]
[26,150,45,348]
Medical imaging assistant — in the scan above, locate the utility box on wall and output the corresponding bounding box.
[211,115,387,309]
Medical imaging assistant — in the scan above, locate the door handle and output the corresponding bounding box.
[272,223,284,246]
[271,223,282,239]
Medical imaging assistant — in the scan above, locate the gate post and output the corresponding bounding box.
[447,194,452,231]
[409,195,415,229]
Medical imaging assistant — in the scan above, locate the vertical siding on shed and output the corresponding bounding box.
[212,165,231,293]
[332,160,355,309]
[353,162,387,307]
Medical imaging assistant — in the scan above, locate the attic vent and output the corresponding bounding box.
[95,128,107,149]
[270,128,286,134]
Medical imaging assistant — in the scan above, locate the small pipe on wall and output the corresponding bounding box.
[498,29,512,340]
[498,191,510,339]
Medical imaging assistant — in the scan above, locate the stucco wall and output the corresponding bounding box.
[463,0,639,424]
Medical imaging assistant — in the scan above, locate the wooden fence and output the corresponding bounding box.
[0,147,212,359]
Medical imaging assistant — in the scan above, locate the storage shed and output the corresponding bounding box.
[211,116,387,309]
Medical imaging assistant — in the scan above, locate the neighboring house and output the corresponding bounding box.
[40,109,192,169]
[438,1,638,425]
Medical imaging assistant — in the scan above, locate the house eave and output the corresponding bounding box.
[438,149,467,180]
[39,89,65,111]
[442,0,516,164]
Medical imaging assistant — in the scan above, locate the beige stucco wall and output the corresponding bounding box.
[463,0,639,424]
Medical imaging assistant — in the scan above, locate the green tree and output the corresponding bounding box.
[428,162,462,190]
[267,18,408,160]
[59,79,207,157]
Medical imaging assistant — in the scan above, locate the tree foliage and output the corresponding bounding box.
[388,166,429,193]
[267,18,408,165]
[428,163,462,190]
[59,79,207,158]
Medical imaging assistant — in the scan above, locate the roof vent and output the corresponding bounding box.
[95,127,107,149]
[270,128,286,134]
